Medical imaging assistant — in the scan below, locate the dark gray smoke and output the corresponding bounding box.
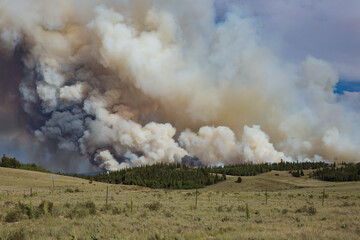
[181,156,204,168]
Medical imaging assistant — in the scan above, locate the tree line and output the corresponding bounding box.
[310,163,360,181]
[207,161,329,176]
[0,154,51,173]
[2,152,358,185]
[70,163,226,189]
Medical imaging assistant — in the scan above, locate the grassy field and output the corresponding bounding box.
[0,167,359,240]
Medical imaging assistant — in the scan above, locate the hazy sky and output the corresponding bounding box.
[217,0,360,87]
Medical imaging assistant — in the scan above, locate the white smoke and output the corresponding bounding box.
[0,0,359,172]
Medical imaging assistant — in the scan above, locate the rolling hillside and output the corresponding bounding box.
[0,167,359,240]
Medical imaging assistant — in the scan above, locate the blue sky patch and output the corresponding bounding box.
[335,80,360,94]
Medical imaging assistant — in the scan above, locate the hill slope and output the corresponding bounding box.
[0,167,359,240]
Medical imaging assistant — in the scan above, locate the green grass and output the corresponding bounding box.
[0,167,359,239]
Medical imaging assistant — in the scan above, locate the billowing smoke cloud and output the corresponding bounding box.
[0,0,359,172]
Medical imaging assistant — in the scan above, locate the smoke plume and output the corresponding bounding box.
[0,0,359,172]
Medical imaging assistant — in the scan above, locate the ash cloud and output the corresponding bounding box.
[0,0,359,172]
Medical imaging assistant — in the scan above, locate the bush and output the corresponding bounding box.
[291,170,301,178]
[288,194,295,198]
[237,205,245,212]
[37,200,54,216]
[144,202,162,211]
[84,201,97,215]
[236,177,242,183]
[295,205,317,215]
[7,228,27,240]
[4,210,23,223]
[216,205,223,212]
[68,201,96,219]
[4,200,56,223]
[68,208,88,219]
[112,207,122,215]
[164,211,173,218]
[65,188,74,193]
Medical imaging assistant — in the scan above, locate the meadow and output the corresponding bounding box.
[0,167,359,240]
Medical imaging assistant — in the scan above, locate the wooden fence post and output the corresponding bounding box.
[265,189,268,205]
[195,188,198,209]
[106,186,109,207]
[322,188,325,206]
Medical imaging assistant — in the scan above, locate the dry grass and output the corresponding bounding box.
[0,167,359,239]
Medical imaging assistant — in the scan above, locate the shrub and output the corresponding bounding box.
[216,205,223,212]
[28,200,35,219]
[68,208,88,219]
[237,205,245,212]
[145,202,162,211]
[226,206,233,212]
[307,206,317,215]
[7,228,26,240]
[291,170,301,178]
[288,194,295,198]
[236,177,242,183]
[164,211,173,218]
[100,204,111,213]
[68,201,96,218]
[112,207,122,215]
[84,201,97,215]
[3,200,54,222]
[91,234,99,240]
[319,193,329,199]
[65,188,74,193]
[4,210,23,223]
[37,200,54,216]
[295,205,317,215]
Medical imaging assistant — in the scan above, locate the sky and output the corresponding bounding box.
[216,0,360,92]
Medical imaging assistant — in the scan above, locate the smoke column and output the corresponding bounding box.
[0,0,359,172]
